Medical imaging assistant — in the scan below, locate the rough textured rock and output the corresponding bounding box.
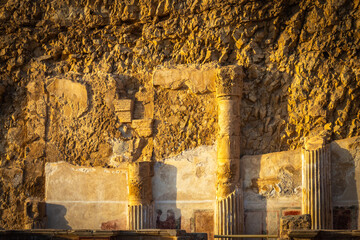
[0,0,359,229]
[280,214,311,239]
[153,64,217,93]
[24,198,46,229]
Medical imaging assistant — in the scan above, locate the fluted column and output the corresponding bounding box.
[302,136,332,229]
[215,66,244,236]
[128,161,154,230]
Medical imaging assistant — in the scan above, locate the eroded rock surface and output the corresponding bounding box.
[0,0,359,228]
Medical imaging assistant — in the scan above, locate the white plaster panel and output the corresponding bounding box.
[45,162,128,229]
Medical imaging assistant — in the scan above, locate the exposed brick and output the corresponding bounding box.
[116,111,132,123]
[114,99,133,112]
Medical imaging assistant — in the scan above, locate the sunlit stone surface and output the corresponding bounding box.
[128,161,154,230]
[215,65,244,236]
[0,1,359,239]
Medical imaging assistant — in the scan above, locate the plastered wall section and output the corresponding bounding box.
[44,145,218,232]
[152,145,217,233]
[242,136,360,234]
[243,149,302,235]
[331,137,360,229]
[45,162,128,229]
[44,136,360,232]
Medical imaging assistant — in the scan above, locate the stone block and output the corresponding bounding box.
[131,119,153,137]
[47,79,88,118]
[116,111,132,123]
[136,128,153,137]
[35,99,47,118]
[26,140,46,160]
[131,119,153,129]
[0,167,23,188]
[152,64,217,93]
[114,99,133,112]
[280,214,311,239]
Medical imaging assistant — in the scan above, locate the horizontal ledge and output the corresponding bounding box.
[214,235,278,238]
[155,200,215,203]
[289,230,360,237]
[46,200,215,204]
[46,200,128,204]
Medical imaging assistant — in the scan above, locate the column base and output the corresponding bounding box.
[215,188,244,237]
[128,203,154,230]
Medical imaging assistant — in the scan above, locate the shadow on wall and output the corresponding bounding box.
[331,141,359,229]
[243,148,304,239]
[46,204,71,229]
[153,163,181,229]
[243,155,268,240]
[241,64,296,239]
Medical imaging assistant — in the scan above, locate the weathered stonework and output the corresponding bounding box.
[215,65,244,235]
[128,161,154,230]
[131,119,154,137]
[24,198,46,230]
[152,64,217,160]
[43,137,360,235]
[114,99,134,123]
[47,78,88,118]
[153,64,217,94]
[302,136,332,229]
[0,0,359,231]
[279,214,311,239]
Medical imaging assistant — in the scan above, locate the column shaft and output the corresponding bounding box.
[128,161,154,230]
[215,66,244,236]
[302,137,332,229]
[128,204,154,229]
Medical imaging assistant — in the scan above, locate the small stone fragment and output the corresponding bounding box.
[114,99,134,112]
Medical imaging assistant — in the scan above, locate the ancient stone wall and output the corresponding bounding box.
[243,136,360,234]
[0,0,359,229]
[43,136,360,236]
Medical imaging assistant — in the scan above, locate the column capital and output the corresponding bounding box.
[216,65,244,97]
[303,136,326,151]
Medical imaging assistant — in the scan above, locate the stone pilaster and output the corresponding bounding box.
[128,161,154,230]
[302,136,332,229]
[215,66,244,236]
